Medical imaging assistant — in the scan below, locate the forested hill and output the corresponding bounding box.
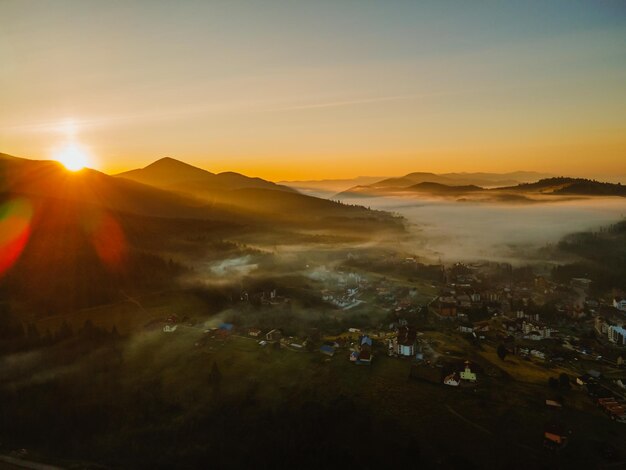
[551,219,626,295]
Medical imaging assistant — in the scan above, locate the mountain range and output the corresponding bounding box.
[0,153,401,229]
[337,172,626,202]
[281,171,553,198]
[0,153,402,316]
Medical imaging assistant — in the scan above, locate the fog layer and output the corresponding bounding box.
[345,196,626,263]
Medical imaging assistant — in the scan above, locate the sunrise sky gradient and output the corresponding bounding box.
[1,1,625,180]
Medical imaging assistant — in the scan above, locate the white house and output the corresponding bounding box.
[444,372,460,387]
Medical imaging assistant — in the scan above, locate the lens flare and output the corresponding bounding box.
[83,211,127,270]
[0,198,33,277]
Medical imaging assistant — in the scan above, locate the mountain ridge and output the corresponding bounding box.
[117,157,295,194]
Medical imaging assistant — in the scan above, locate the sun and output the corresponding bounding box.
[53,143,92,171]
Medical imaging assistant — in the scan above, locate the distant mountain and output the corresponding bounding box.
[1,153,402,231]
[503,177,626,197]
[280,176,388,198]
[440,171,551,186]
[117,157,295,194]
[337,174,626,202]
[114,157,403,228]
[0,153,403,318]
[0,154,233,220]
[408,182,483,194]
[337,171,553,198]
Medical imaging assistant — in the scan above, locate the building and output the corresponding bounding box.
[613,298,626,312]
[595,316,610,335]
[351,335,373,365]
[217,323,234,337]
[266,329,282,341]
[248,328,262,337]
[595,317,626,346]
[460,361,477,382]
[437,297,457,317]
[443,372,460,387]
[393,326,417,356]
[522,321,551,340]
[544,424,569,450]
[608,325,626,346]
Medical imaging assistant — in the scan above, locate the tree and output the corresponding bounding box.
[208,361,222,395]
[559,373,571,389]
[497,344,508,361]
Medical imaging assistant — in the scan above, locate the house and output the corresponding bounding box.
[458,323,474,334]
[608,325,626,346]
[456,294,472,309]
[459,361,477,382]
[546,399,562,408]
[443,372,460,387]
[217,323,234,337]
[437,297,457,317]
[544,424,569,450]
[248,328,262,337]
[576,374,594,386]
[351,335,373,365]
[530,349,546,360]
[474,321,490,333]
[522,321,551,340]
[595,316,610,335]
[320,345,335,356]
[266,329,282,341]
[613,298,626,312]
[393,326,417,356]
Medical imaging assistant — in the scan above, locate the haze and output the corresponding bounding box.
[1,0,626,180]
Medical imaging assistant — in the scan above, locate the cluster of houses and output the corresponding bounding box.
[322,287,363,309]
[320,271,368,310]
[350,335,373,365]
[239,289,290,306]
[576,373,626,423]
[499,314,553,341]
[443,361,478,387]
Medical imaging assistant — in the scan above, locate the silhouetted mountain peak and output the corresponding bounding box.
[145,156,211,173]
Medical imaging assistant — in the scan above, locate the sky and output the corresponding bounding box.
[1,0,625,180]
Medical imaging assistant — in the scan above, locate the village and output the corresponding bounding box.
[153,255,626,456]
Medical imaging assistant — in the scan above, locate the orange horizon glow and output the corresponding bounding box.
[2,2,625,182]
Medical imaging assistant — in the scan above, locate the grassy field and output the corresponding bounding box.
[119,331,626,467]
[2,320,626,468]
[30,289,211,335]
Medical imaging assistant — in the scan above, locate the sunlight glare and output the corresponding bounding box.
[53,142,92,171]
